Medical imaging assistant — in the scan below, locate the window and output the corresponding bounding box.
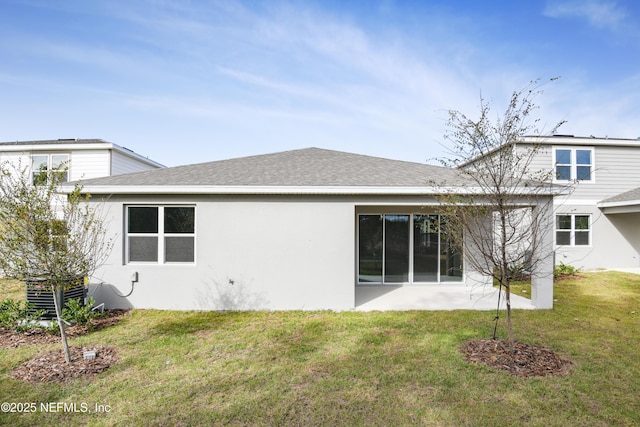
[556,214,590,246]
[553,148,593,182]
[32,153,69,185]
[358,213,462,284]
[126,206,195,263]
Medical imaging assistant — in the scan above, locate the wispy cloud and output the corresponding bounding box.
[543,0,626,30]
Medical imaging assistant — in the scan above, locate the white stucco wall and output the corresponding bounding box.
[89,195,356,311]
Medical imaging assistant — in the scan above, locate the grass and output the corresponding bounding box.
[1,278,25,301]
[1,272,639,426]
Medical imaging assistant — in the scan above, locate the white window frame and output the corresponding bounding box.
[31,153,70,184]
[555,214,591,247]
[125,205,196,265]
[552,147,595,183]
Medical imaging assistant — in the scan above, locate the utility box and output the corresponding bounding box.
[25,277,86,320]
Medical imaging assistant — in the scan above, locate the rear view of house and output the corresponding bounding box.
[67,148,555,312]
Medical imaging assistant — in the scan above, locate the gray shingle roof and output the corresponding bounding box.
[75,147,466,187]
[600,186,640,204]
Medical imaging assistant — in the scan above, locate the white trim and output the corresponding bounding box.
[597,199,640,209]
[67,184,566,197]
[555,213,592,247]
[522,135,640,147]
[125,205,196,265]
[554,198,602,206]
[598,204,640,214]
[552,146,595,184]
[31,152,70,184]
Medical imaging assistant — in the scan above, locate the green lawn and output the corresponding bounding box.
[1,272,639,426]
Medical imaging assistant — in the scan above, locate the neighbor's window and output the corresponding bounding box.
[556,214,590,246]
[126,206,195,263]
[554,148,593,182]
[32,153,70,185]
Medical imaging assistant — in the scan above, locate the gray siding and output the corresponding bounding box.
[526,143,640,201]
[111,150,159,175]
[572,145,640,201]
[69,150,110,181]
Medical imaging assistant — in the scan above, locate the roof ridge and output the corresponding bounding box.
[71,147,459,188]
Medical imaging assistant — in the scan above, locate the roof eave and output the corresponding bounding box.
[597,199,640,214]
[61,184,563,197]
[62,185,455,196]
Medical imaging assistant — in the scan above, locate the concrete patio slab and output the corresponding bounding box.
[355,285,536,311]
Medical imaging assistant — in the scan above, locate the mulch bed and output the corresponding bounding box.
[0,309,129,349]
[460,339,572,378]
[10,345,119,383]
[2,310,128,383]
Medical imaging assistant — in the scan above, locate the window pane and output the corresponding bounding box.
[556,215,572,230]
[164,207,195,233]
[32,155,49,185]
[413,214,439,282]
[384,215,409,283]
[556,231,571,245]
[165,237,194,262]
[128,207,158,233]
[556,166,571,180]
[358,215,383,282]
[576,166,591,181]
[576,150,591,165]
[574,215,590,230]
[575,231,589,246]
[129,236,158,262]
[51,154,69,168]
[440,217,463,281]
[555,149,571,164]
[32,155,48,170]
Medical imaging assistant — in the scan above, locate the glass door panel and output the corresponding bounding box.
[413,214,439,282]
[384,215,410,283]
[440,217,463,282]
[358,215,383,282]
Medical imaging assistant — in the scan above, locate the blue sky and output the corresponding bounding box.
[1,0,639,167]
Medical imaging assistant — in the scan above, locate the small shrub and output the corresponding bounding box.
[554,262,579,278]
[0,298,47,332]
[62,297,102,329]
[45,319,61,336]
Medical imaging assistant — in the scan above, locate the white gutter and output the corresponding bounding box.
[597,199,640,209]
[61,184,565,196]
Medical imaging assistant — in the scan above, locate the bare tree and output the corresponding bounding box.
[436,79,566,347]
[0,162,113,362]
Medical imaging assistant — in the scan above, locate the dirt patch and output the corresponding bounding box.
[0,309,129,349]
[460,339,572,378]
[11,345,119,383]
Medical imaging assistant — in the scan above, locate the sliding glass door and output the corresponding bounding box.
[413,214,439,282]
[358,215,383,283]
[358,213,463,284]
[384,215,410,283]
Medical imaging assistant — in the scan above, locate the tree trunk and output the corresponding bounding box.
[504,278,514,351]
[51,285,71,363]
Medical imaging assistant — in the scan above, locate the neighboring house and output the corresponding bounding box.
[65,148,555,311]
[0,138,164,182]
[469,135,640,271]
